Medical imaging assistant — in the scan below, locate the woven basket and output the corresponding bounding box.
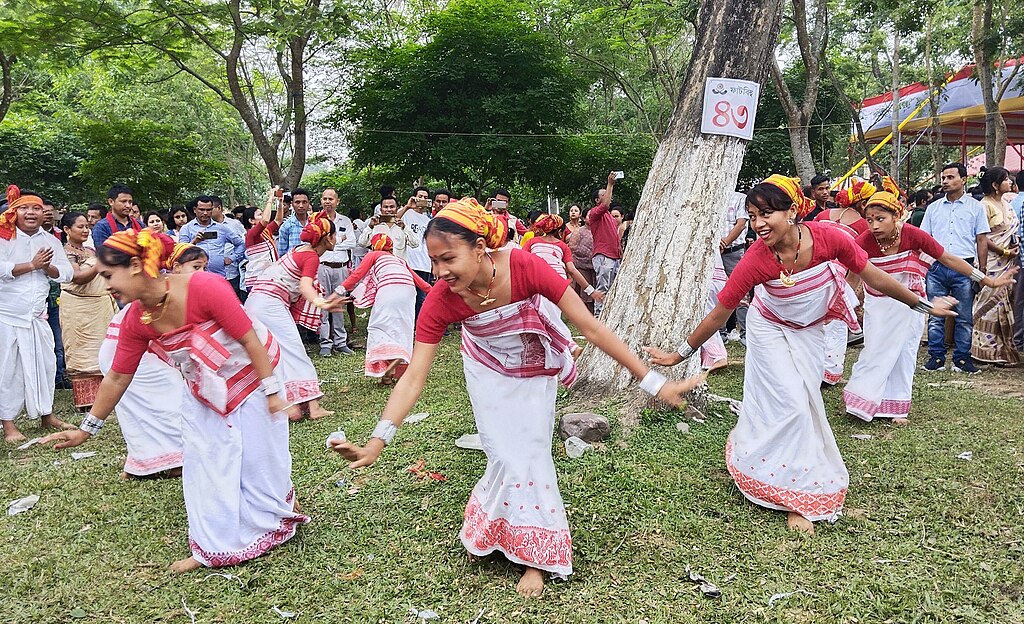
[71,374,103,409]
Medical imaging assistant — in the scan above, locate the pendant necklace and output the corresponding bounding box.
[772,225,802,287]
[879,226,902,254]
[140,278,171,325]
[466,254,497,305]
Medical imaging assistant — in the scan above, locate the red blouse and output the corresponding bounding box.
[245,220,280,248]
[855,223,945,259]
[112,272,253,374]
[717,221,869,309]
[416,249,571,344]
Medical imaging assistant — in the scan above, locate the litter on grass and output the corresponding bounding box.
[16,437,42,450]
[407,459,447,481]
[202,572,245,588]
[455,433,484,451]
[7,494,39,516]
[470,608,485,624]
[272,606,297,619]
[564,436,591,459]
[684,565,722,598]
[71,451,97,460]
[405,412,429,424]
[676,422,690,434]
[706,393,742,415]
[851,434,873,440]
[768,589,814,606]
[326,428,347,448]
[409,607,440,620]
[957,451,974,461]
[182,597,197,624]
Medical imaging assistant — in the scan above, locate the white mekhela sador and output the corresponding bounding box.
[843,252,928,421]
[819,220,861,386]
[345,251,427,377]
[244,249,323,404]
[459,296,577,578]
[141,314,308,566]
[521,240,579,346]
[97,306,184,476]
[727,262,859,522]
[701,253,728,369]
[0,227,72,422]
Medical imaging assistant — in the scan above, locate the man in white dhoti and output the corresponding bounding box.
[0,186,75,443]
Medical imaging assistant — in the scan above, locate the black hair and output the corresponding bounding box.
[432,189,452,201]
[590,188,602,203]
[379,185,395,199]
[174,246,209,266]
[168,205,190,223]
[208,195,223,207]
[978,166,1010,196]
[60,211,87,232]
[232,205,246,216]
[413,185,430,196]
[526,209,544,224]
[491,187,511,199]
[912,190,930,206]
[425,216,481,247]
[810,174,830,187]
[86,202,107,216]
[241,206,260,229]
[802,185,814,198]
[745,183,794,216]
[143,210,167,227]
[107,184,133,200]
[347,207,362,221]
[96,243,134,269]
[941,162,968,178]
[379,195,399,207]
[194,195,213,205]
[291,188,311,202]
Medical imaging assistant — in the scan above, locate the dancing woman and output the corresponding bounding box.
[43,230,308,571]
[645,176,957,534]
[244,188,288,289]
[845,192,1016,424]
[330,199,700,598]
[245,214,340,420]
[338,233,430,383]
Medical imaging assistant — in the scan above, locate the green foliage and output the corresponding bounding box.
[0,114,85,205]
[341,0,586,194]
[75,119,226,209]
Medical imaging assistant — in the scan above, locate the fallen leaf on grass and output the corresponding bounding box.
[340,568,364,581]
[676,422,690,434]
[409,607,440,620]
[272,606,297,619]
[684,564,722,598]
[347,486,361,495]
[768,589,814,606]
[71,451,97,460]
[69,607,87,619]
[406,459,447,481]
[851,434,873,440]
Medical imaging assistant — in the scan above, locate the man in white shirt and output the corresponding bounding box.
[0,189,74,443]
[358,196,419,260]
[317,188,357,357]
[397,186,435,317]
[718,190,749,342]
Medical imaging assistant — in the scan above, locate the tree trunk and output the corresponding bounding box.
[924,14,943,182]
[574,0,784,394]
[0,50,13,127]
[972,0,1002,167]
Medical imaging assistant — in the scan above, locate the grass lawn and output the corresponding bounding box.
[3,331,1024,623]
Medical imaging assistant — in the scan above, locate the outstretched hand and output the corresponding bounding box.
[986,265,1019,289]
[656,373,708,407]
[40,429,90,450]
[329,439,382,469]
[929,295,960,317]
[643,346,684,367]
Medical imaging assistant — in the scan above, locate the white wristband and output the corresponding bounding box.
[260,376,282,396]
[583,285,596,296]
[334,285,350,297]
[639,371,668,396]
[79,413,105,436]
[371,419,398,445]
[677,341,696,360]
[969,268,985,283]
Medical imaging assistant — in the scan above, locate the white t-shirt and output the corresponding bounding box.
[403,210,432,272]
[719,191,748,242]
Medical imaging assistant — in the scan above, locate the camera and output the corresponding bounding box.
[282,190,293,203]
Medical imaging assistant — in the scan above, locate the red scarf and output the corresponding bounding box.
[106,211,143,236]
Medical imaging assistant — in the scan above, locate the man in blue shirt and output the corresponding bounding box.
[177,196,245,280]
[1011,170,1024,352]
[91,184,142,248]
[277,189,313,256]
[920,163,991,373]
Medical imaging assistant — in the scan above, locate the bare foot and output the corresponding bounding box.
[892,418,910,426]
[120,471,131,480]
[467,551,483,564]
[165,467,183,478]
[707,358,728,373]
[307,401,333,421]
[3,422,26,444]
[287,405,304,422]
[516,567,545,598]
[42,415,76,431]
[787,512,815,535]
[571,345,583,361]
[169,556,202,573]
[292,496,302,514]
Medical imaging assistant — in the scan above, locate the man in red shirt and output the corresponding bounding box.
[587,172,621,316]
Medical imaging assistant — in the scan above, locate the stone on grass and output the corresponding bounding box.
[558,412,610,442]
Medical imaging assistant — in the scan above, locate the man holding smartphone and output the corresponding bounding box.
[486,187,527,246]
[177,195,245,280]
[397,186,435,318]
[358,196,419,260]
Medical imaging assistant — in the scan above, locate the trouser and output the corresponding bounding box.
[926,262,974,362]
[1013,253,1024,351]
[317,264,350,351]
[720,246,747,336]
[228,276,247,303]
[414,270,435,320]
[592,254,621,316]
[47,302,67,383]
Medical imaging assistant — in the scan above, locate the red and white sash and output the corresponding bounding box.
[350,254,419,308]
[751,262,860,332]
[250,250,324,331]
[864,250,929,298]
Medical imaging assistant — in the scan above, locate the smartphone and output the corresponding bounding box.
[415,198,431,209]
[201,231,219,240]
[491,200,508,211]
[613,171,625,180]
[282,191,293,203]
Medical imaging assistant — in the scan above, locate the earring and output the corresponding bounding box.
[787,218,794,225]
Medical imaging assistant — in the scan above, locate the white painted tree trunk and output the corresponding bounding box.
[574,0,785,395]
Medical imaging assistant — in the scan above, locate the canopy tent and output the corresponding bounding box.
[855,59,1024,155]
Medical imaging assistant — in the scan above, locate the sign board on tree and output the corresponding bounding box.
[700,78,760,141]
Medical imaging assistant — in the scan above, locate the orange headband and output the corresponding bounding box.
[166,242,197,270]
[434,198,507,249]
[103,229,175,278]
[300,214,333,247]
[0,185,44,241]
[533,214,564,235]
[369,233,393,252]
[763,174,815,217]
[865,191,905,219]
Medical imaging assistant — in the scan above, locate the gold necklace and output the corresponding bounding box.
[140,278,171,325]
[878,226,902,253]
[771,225,802,287]
[466,254,497,305]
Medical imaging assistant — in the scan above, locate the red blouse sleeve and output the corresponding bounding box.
[267,220,280,235]
[818,223,868,273]
[558,240,573,264]
[292,250,321,279]
[903,224,945,258]
[342,251,379,290]
[110,304,155,375]
[855,230,882,257]
[245,222,265,247]
[189,272,253,340]
[509,249,571,303]
[415,285,465,344]
[717,243,773,309]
